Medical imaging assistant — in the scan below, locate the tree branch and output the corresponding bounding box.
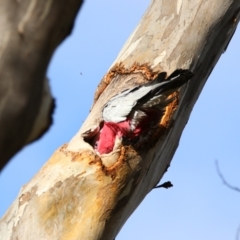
[236,224,240,240]
[1,1,240,239]
[154,181,173,189]
[0,0,83,170]
[215,160,240,193]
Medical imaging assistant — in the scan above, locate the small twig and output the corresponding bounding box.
[215,160,240,193]
[154,181,173,189]
[236,224,240,240]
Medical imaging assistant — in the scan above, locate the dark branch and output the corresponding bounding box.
[154,181,173,189]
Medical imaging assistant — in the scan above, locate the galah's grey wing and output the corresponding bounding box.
[136,69,193,108]
[102,69,193,123]
[102,84,155,123]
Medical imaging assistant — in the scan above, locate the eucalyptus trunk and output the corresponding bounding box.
[0,0,239,239]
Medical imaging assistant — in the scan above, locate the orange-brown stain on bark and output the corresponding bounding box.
[93,62,160,107]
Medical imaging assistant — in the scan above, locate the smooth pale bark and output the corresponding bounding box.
[1,0,239,239]
[0,0,83,170]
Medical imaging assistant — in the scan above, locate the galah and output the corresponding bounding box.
[93,69,193,154]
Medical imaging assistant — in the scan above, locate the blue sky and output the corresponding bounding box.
[0,1,240,239]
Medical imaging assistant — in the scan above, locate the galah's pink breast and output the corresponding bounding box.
[97,123,116,154]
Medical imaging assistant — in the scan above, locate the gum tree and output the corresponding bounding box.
[0,0,239,239]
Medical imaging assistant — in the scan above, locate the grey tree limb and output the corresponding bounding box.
[0,0,83,170]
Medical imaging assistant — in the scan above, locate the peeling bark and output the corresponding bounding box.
[1,0,239,239]
[0,0,83,170]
